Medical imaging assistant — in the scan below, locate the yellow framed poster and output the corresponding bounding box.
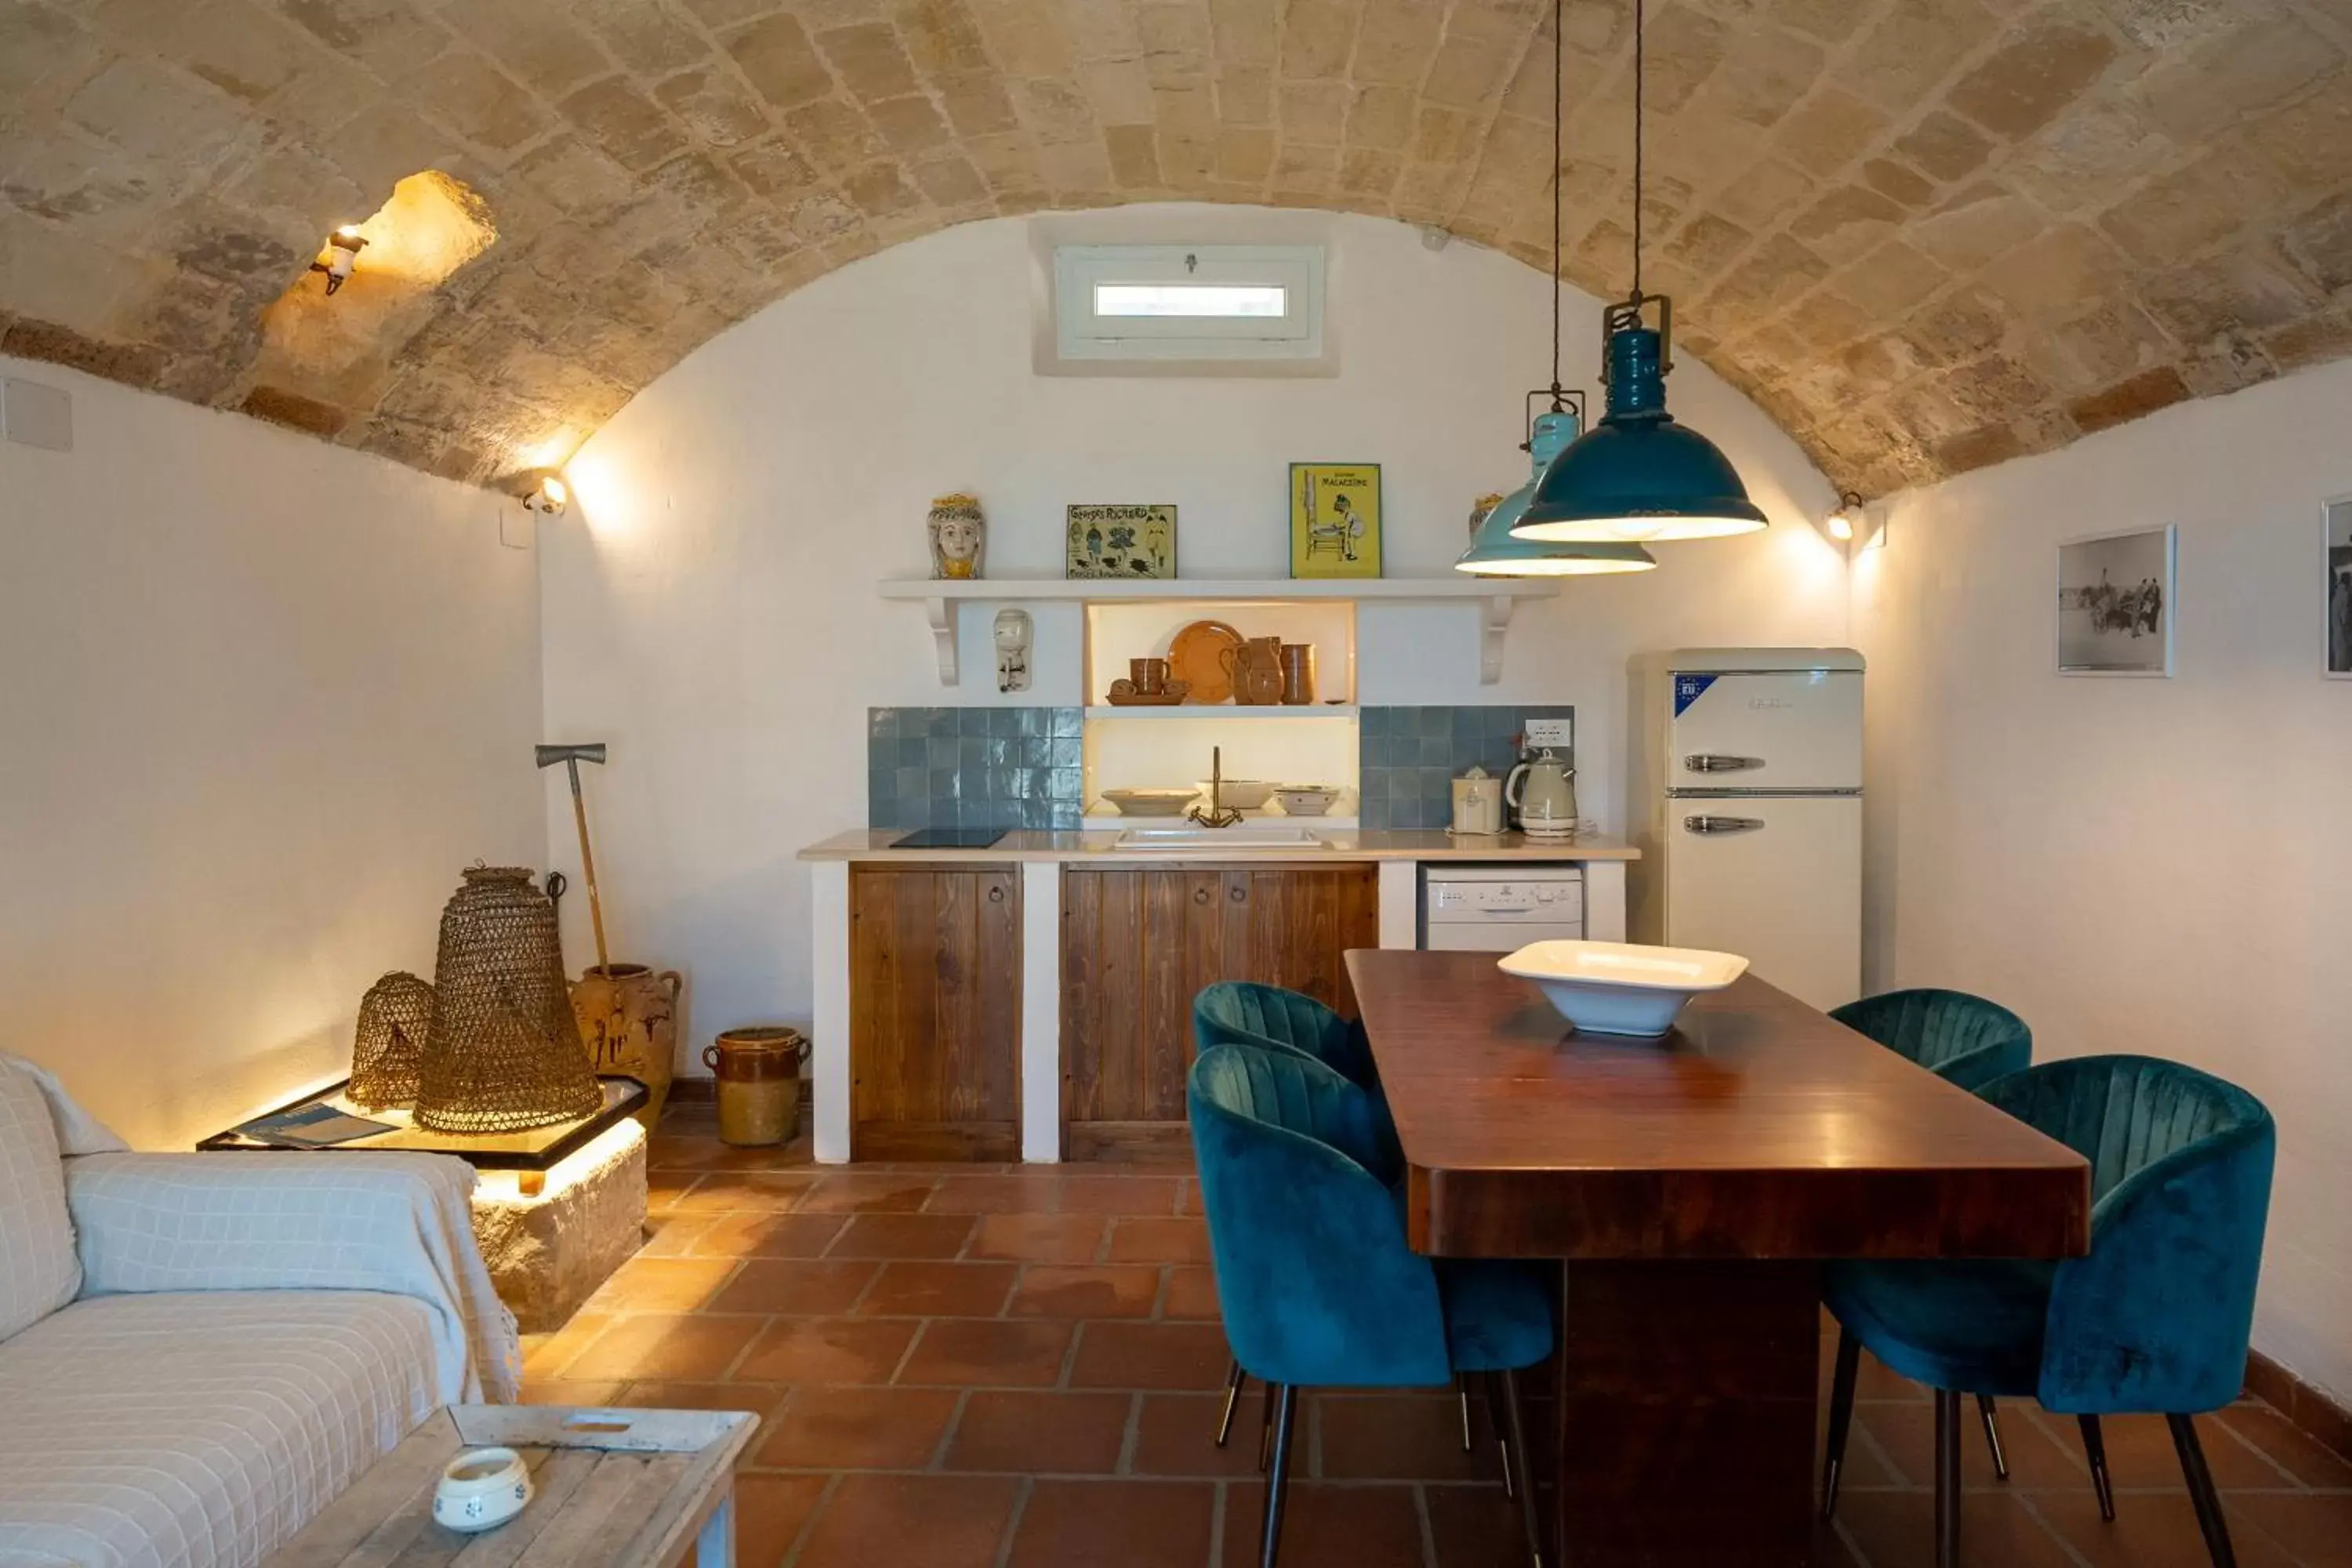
[1289,463,1381,579]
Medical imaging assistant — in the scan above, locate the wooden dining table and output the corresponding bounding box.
[1346,949,2092,1568]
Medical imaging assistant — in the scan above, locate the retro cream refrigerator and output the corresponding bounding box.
[1628,648,1864,1011]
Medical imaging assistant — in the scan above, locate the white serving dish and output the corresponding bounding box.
[1101,788,1200,817]
[1195,779,1276,809]
[1275,785,1341,816]
[1497,940,1748,1037]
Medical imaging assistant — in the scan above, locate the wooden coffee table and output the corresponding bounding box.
[266,1405,758,1568]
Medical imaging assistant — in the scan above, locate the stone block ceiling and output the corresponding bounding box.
[5,0,2351,495]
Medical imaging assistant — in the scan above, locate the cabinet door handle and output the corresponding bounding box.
[1194,887,1211,905]
[1229,884,1247,903]
[987,886,1004,903]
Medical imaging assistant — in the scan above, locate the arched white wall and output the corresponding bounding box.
[540,205,1848,1058]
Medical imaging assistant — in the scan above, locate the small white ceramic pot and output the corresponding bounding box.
[434,1446,532,1534]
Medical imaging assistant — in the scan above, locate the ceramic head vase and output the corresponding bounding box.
[928,494,985,580]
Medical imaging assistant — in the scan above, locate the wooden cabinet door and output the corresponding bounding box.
[850,864,1020,1160]
[1061,864,1377,1157]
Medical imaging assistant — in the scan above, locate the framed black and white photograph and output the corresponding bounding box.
[2326,497,2352,679]
[2056,524,2175,677]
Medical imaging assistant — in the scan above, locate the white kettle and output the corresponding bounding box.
[1505,748,1578,838]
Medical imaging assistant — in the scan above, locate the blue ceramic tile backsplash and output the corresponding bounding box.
[868,707,1084,830]
[1357,706,1575,830]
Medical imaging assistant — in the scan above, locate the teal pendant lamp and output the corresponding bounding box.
[1513,0,1766,546]
[1455,0,1657,578]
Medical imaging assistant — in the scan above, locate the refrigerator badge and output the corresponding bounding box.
[1672,673,1716,716]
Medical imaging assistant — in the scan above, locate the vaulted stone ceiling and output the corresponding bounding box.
[4,0,2350,496]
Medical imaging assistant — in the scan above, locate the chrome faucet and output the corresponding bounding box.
[1188,745,1244,829]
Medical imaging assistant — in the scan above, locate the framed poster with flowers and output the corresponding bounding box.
[1066,504,1177,579]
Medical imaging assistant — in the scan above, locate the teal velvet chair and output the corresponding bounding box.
[1820,1056,2274,1568]
[1195,981,1379,1088]
[1189,1042,1553,1568]
[1828,987,2035,1481]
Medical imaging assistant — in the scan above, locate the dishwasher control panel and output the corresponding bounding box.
[1427,878,1584,918]
[1421,866,1585,949]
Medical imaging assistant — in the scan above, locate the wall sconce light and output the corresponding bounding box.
[519,470,569,517]
[309,226,368,295]
[1826,492,1863,543]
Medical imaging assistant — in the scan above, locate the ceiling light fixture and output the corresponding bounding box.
[309,225,367,296]
[1513,0,1766,546]
[519,470,569,516]
[1456,0,1657,579]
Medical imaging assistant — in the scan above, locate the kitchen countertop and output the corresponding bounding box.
[798,829,1639,862]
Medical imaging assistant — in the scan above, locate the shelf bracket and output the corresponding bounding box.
[1479,594,1515,685]
[923,596,959,686]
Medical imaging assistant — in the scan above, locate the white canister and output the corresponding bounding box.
[433,1446,532,1534]
[1450,766,1504,836]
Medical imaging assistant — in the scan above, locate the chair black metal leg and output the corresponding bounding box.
[1497,1369,1544,1568]
[2079,1414,2116,1522]
[1482,1371,1518,1501]
[1260,1383,1300,1568]
[1455,1373,1473,1453]
[2169,1414,2240,1568]
[1977,1395,2009,1480]
[1934,1389,1962,1568]
[1216,1359,1246,1447]
[1258,1380,1276,1472]
[1821,1329,1860,1520]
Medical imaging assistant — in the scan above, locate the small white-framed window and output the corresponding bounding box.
[1052,245,1326,361]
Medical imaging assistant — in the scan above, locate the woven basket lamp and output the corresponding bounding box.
[348,971,436,1111]
[414,866,603,1134]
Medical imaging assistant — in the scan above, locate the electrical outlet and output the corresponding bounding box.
[1524,717,1573,748]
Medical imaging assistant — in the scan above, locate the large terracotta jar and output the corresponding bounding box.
[570,964,683,1126]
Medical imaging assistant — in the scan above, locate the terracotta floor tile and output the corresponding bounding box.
[2223,1492,2352,1566]
[1006,1478,1216,1568]
[856,1260,1021,1317]
[794,1172,939,1213]
[731,1472,829,1568]
[1423,1482,1529,1568]
[825,1211,979,1259]
[757,1385,963,1469]
[734,1316,918,1384]
[792,1473,1021,1568]
[559,1312,766,1381]
[1106,1216,1214,1265]
[1069,1321,1232,1391]
[519,1377,630,1407]
[1175,1179,1201,1216]
[944,1389,1135,1475]
[1857,1399,2096,1491]
[1319,1392,1496,1483]
[706,1258,878,1316]
[1161,1265,1221,1320]
[899,1318,1077,1388]
[613,1379,789,1418]
[691,1211,848,1259]
[672,1172,820,1213]
[928,1173,1185,1215]
[2033,1488,2303,1568]
[646,1171,699,1215]
[646,1135,797,1172]
[2086,1411,2289,1491]
[2216,1402,2352,1488]
[1834,1488,2079,1568]
[969,1213,1108,1262]
[1220,1481,1427,1568]
[1010,1264,1164,1319]
[523,1310,612,1376]
[634,1212,719,1258]
[583,1255,741,1316]
[1131,1392,1263,1478]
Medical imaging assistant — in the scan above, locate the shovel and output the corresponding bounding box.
[535,742,611,975]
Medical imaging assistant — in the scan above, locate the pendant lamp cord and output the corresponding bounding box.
[1631,0,1644,300]
[1548,0,1563,405]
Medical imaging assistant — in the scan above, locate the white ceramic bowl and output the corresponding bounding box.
[1102,788,1200,817]
[1275,786,1340,816]
[1196,779,1276,810]
[433,1446,532,1534]
[1497,940,1749,1037]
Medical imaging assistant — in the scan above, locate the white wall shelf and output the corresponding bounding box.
[878,577,1553,686]
[1083,704,1359,720]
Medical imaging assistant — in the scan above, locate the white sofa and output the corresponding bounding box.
[0,1055,520,1568]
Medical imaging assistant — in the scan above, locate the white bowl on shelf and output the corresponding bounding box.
[1195,779,1276,810]
[1497,940,1748,1037]
[1101,788,1200,817]
[1274,785,1341,816]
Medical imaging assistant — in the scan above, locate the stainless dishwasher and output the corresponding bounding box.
[1421,865,1586,950]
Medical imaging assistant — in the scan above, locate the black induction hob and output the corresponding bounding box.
[890,826,1010,849]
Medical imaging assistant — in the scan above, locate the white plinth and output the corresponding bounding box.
[467,1119,648,1333]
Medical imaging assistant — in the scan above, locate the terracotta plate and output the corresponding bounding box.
[1169,619,1244,704]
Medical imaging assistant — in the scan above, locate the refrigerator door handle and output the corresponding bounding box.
[1684,753,1766,773]
[1684,814,1766,835]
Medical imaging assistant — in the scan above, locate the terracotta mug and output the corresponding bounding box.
[1129,657,1168,695]
[1279,644,1315,705]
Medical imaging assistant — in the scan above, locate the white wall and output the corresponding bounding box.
[543,205,1847,1066]
[0,358,546,1149]
[1853,356,2352,1406]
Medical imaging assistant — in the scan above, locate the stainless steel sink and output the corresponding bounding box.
[1109,826,1327,851]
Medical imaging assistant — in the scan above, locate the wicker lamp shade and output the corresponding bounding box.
[348,971,435,1111]
[414,866,603,1133]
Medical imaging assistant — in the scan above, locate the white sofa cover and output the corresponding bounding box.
[0,1057,521,1568]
